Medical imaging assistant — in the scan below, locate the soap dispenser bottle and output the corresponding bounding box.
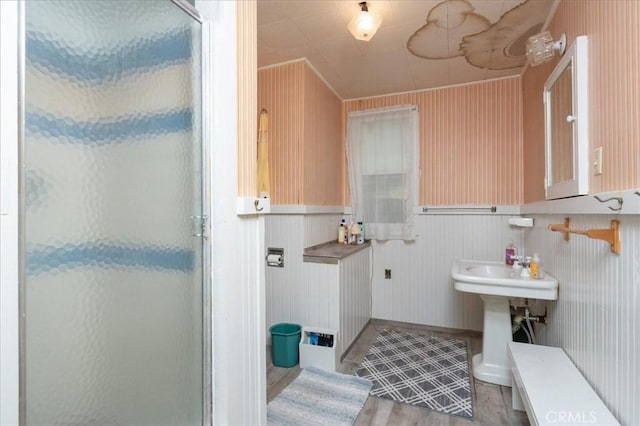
[530,253,541,279]
[505,241,516,265]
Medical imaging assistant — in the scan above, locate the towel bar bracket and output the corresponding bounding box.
[548,217,621,254]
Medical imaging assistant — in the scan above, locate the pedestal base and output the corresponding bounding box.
[472,295,513,387]
[472,352,511,386]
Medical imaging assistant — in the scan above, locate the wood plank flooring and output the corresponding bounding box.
[267,319,530,425]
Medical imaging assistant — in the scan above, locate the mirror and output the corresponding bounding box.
[544,36,589,200]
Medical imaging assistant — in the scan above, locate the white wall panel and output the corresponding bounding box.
[304,263,340,331]
[265,215,305,337]
[269,213,523,335]
[339,248,371,356]
[266,214,370,359]
[524,214,640,425]
[371,214,523,331]
[202,1,266,423]
[303,214,342,247]
[0,3,20,423]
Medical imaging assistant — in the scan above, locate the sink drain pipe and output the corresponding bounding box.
[511,304,547,344]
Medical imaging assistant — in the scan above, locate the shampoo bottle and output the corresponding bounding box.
[505,241,516,265]
[338,219,346,244]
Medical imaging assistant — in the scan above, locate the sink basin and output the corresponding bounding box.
[451,260,559,387]
[465,265,516,279]
[452,260,558,300]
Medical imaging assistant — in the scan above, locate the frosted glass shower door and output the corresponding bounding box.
[23,1,207,425]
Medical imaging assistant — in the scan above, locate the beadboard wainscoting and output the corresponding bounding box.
[524,214,640,425]
[265,215,345,335]
[371,214,523,331]
[303,214,342,248]
[266,213,524,335]
[265,214,370,359]
[266,215,305,333]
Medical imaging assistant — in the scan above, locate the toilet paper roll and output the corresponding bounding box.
[266,254,282,266]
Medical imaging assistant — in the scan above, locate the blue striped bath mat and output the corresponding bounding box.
[267,367,372,425]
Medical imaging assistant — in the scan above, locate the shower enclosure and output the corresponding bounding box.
[21,1,210,424]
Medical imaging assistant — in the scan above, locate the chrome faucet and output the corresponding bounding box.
[510,255,527,267]
[511,255,532,278]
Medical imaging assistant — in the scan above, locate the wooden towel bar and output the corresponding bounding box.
[548,217,621,254]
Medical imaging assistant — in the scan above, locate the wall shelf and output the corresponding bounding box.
[548,217,621,254]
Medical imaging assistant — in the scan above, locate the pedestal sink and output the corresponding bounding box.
[452,260,558,386]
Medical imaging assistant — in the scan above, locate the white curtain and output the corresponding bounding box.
[346,106,418,241]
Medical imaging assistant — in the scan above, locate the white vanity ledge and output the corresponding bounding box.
[521,189,640,215]
[304,240,371,265]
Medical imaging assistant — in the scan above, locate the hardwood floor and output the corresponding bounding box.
[267,319,530,425]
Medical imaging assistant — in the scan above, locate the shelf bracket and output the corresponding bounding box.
[548,217,621,254]
[548,218,571,241]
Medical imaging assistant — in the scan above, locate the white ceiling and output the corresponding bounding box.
[257,0,556,99]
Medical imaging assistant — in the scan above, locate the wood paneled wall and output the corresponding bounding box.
[257,61,305,204]
[237,0,257,197]
[303,66,343,206]
[343,77,524,205]
[257,60,342,205]
[522,0,640,201]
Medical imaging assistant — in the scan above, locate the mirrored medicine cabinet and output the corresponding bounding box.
[544,35,589,200]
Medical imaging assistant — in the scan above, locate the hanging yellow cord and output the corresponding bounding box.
[257,109,271,198]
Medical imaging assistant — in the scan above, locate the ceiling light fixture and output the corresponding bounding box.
[348,1,382,42]
[526,31,567,66]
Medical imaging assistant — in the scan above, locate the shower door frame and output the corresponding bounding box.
[0,1,21,425]
[14,0,213,424]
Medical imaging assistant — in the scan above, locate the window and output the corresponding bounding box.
[346,106,418,240]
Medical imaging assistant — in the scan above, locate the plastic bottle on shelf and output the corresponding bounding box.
[338,219,346,244]
[357,221,365,244]
[342,220,350,245]
[505,241,517,265]
[349,220,359,244]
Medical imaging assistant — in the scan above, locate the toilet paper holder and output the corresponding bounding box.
[266,248,284,267]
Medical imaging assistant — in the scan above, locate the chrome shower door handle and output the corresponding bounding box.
[191,214,208,239]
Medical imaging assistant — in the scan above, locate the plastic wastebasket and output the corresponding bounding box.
[269,323,302,367]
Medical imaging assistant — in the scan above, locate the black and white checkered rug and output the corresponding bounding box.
[356,329,473,419]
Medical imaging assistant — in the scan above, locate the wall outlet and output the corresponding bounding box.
[594,147,603,175]
[384,269,391,279]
